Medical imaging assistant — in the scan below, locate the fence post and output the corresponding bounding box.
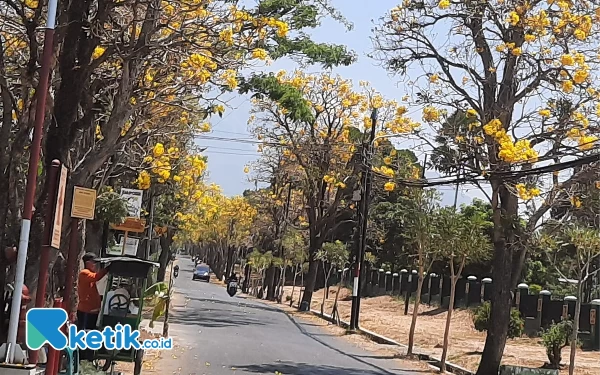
[590,299,600,350]
[563,295,577,320]
[385,271,392,293]
[482,277,492,302]
[377,269,385,294]
[427,273,436,306]
[538,290,551,329]
[516,283,529,312]
[466,276,477,307]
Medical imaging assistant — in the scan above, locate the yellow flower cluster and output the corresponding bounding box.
[515,183,541,201]
[422,106,440,122]
[180,53,217,84]
[566,127,598,151]
[373,165,395,178]
[570,196,582,208]
[483,119,538,163]
[384,182,395,191]
[136,170,151,190]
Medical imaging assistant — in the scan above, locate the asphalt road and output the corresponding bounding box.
[157,256,418,375]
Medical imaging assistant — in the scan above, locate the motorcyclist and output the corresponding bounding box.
[227,273,238,297]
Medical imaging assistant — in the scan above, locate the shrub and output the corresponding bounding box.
[529,284,542,295]
[473,301,524,338]
[541,320,572,369]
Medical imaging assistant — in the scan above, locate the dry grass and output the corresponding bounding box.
[279,286,600,375]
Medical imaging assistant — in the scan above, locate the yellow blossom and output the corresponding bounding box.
[562,80,574,93]
[422,106,440,122]
[560,54,574,66]
[539,109,551,117]
[507,12,520,26]
[92,46,106,60]
[153,143,165,157]
[251,48,269,60]
[384,182,395,191]
[438,0,450,9]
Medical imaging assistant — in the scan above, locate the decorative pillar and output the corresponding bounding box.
[563,295,577,320]
[538,290,551,329]
[466,276,477,307]
[482,277,492,302]
[590,299,600,351]
[385,271,392,293]
[516,283,529,311]
[392,273,399,295]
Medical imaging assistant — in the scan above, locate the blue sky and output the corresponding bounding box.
[197,0,486,206]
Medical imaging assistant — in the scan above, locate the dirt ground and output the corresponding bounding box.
[278,286,599,375]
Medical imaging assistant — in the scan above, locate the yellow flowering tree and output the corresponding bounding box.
[174,186,256,280]
[248,71,417,307]
[373,1,600,373]
[0,0,354,299]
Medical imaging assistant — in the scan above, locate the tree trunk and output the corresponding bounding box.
[569,281,583,375]
[476,184,517,375]
[407,273,424,355]
[290,265,298,307]
[225,245,234,279]
[265,265,276,300]
[441,266,457,372]
[277,266,285,302]
[300,256,318,310]
[157,231,173,282]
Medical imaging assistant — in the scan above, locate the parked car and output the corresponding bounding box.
[192,264,211,282]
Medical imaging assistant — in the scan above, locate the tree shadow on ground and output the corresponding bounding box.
[232,362,403,375]
[182,296,284,314]
[418,307,447,316]
[169,305,269,328]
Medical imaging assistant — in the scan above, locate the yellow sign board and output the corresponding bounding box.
[71,186,97,220]
[110,218,146,233]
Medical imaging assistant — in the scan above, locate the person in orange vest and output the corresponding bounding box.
[77,253,109,361]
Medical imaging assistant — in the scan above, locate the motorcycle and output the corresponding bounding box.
[227,279,238,297]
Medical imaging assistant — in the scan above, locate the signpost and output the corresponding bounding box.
[106,188,146,256]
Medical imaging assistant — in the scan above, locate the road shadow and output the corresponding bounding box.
[169,305,269,328]
[183,296,285,314]
[283,315,401,374]
[233,362,400,375]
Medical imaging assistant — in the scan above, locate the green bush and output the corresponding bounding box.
[529,284,542,295]
[472,301,524,339]
[541,320,572,369]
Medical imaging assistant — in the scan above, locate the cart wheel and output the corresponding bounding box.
[134,349,145,375]
[101,360,113,372]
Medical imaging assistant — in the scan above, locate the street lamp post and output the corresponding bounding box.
[4,0,59,363]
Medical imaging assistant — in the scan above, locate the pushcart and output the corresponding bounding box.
[93,257,158,375]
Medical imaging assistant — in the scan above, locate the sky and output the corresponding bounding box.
[197,0,488,207]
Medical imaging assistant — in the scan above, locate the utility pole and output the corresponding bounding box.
[145,188,155,260]
[350,108,378,331]
[5,0,58,363]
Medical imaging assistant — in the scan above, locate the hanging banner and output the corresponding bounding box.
[51,166,69,248]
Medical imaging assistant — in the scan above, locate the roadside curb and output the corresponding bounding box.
[239,292,474,375]
[305,309,474,375]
